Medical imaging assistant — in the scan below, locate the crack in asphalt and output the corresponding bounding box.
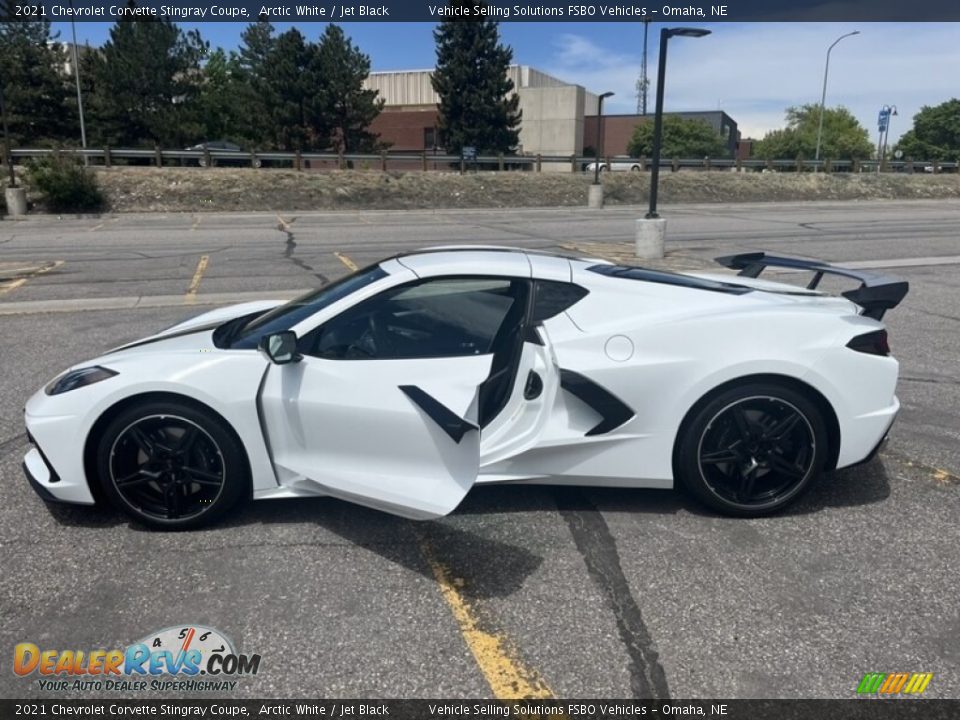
[280,223,328,283]
[0,432,27,458]
[901,376,960,386]
[555,488,670,700]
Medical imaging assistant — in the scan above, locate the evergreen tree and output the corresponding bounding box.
[86,17,208,147]
[260,28,316,150]
[196,48,247,143]
[0,13,73,146]
[431,1,520,155]
[314,25,384,152]
[236,19,276,147]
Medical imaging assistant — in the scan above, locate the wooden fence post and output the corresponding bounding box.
[154,144,163,167]
[570,154,577,173]
[735,157,742,172]
[536,154,542,172]
[421,151,427,172]
[796,156,804,173]
[824,158,832,173]
[498,152,504,171]
[852,158,860,173]
[704,156,711,170]
[295,150,302,171]
[380,151,387,172]
[103,146,111,168]
[671,158,679,173]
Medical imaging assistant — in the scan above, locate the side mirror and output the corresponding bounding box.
[259,331,300,365]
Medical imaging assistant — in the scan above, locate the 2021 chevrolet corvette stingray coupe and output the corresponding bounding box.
[23,247,908,529]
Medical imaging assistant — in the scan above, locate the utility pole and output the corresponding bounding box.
[0,82,15,188]
[68,3,89,165]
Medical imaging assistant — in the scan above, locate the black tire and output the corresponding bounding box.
[675,382,828,517]
[96,400,249,529]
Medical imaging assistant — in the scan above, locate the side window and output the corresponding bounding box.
[531,280,589,322]
[306,278,525,360]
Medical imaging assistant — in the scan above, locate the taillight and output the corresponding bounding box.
[847,329,890,356]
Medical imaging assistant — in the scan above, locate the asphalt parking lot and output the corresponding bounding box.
[0,200,958,700]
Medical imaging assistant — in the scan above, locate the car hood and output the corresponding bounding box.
[107,300,284,354]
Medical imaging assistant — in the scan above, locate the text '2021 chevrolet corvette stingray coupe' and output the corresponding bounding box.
[24,247,908,528]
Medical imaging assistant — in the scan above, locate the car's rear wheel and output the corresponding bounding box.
[675,382,828,516]
[96,400,248,529]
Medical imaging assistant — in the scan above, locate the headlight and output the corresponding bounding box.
[45,366,118,395]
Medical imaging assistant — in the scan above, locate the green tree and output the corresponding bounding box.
[314,25,384,152]
[0,14,73,146]
[431,1,521,155]
[895,99,960,160]
[86,17,208,147]
[235,19,276,147]
[260,27,318,150]
[754,104,873,160]
[196,48,247,143]
[626,116,728,158]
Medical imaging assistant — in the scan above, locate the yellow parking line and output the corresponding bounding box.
[416,531,554,700]
[0,260,65,297]
[335,251,358,272]
[184,255,209,303]
[88,222,104,233]
[0,278,28,296]
[191,216,201,232]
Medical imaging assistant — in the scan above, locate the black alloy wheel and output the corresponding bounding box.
[97,401,248,529]
[676,383,828,516]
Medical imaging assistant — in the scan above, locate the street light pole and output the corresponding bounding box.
[593,91,614,185]
[68,3,88,165]
[814,30,859,165]
[646,27,710,219]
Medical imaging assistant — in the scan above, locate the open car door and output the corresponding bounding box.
[258,276,530,519]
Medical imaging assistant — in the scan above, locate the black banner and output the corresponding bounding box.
[1,700,959,720]
[3,0,960,22]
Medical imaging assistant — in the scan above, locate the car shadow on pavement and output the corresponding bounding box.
[226,496,545,601]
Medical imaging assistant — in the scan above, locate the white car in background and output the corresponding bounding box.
[584,157,644,173]
[24,247,908,529]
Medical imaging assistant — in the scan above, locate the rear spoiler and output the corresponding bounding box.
[715,252,909,320]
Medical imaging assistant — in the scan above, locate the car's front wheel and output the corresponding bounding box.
[675,382,828,516]
[96,400,249,529]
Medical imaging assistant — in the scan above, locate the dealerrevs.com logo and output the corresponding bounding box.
[13,625,261,692]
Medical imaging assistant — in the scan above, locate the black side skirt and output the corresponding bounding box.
[559,369,635,437]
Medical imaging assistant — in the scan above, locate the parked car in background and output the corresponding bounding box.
[186,141,261,168]
[584,157,644,173]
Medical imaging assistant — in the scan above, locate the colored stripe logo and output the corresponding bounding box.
[857,672,933,695]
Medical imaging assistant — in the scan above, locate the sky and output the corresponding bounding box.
[51,21,960,144]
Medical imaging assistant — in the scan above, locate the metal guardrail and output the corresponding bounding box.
[3,147,958,174]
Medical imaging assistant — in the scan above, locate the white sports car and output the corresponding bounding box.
[23,247,908,529]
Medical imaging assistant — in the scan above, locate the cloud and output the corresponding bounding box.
[542,23,960,143]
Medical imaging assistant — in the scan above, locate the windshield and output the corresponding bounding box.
[229,264,388,349]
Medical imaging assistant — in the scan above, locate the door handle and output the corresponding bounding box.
[523,371,543,400]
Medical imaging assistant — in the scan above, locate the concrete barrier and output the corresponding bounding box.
[587,184,604,208]
[4,187,27,218]
[635,218,666,259]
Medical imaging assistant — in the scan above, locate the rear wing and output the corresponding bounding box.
[715,252,909,321]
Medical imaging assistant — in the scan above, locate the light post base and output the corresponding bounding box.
[4,187,26,218]
[587,183,604,209]
[635,217,666,259]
